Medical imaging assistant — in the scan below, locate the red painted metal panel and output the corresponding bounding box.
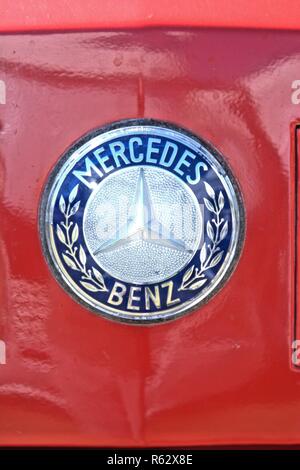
[0,28,299,446]
[0,0,300,32]
[295,127,300,349]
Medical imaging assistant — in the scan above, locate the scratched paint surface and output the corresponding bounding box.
[0,29,299,446]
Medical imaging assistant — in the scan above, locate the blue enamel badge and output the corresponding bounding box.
[40,120,244,323]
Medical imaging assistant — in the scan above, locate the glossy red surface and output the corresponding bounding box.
[1,0,300,32]
[296,127,300,345]
[0,29,300,446]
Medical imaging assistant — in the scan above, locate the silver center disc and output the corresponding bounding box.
[83,165,202,284]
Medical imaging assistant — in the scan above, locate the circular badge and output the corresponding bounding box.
[39,119,244,323]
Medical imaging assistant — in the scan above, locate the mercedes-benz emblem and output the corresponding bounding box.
[39,119,245,323]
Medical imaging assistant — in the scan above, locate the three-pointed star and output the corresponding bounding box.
[93,168,192,256]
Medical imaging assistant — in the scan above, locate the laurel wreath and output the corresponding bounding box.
[179,182,228,291]
[56,184,108,293]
